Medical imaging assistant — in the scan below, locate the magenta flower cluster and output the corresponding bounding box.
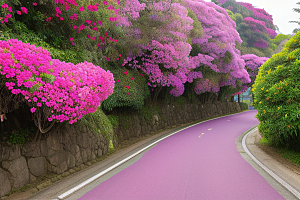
[244,17,276,39]
[119,0,253,96]
[0,39,114,124]
[237,2,273,26]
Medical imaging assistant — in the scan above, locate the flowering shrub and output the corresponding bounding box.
[120,0,194,97]
[0,39,114,124]
[253,32,300,149]
[244,17,276,40]
[217,0,276,58]
[183,0,250,93]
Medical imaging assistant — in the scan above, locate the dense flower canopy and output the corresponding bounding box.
[119,0,251,96]
[0,39,114,124]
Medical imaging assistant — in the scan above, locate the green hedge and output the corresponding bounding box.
[102,68,150,111]
[253,32,300,150]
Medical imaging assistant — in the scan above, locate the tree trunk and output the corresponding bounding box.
[238,94,240,103]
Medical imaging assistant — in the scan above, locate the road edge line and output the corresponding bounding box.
[242,127,300,199]
[57,110,251,199]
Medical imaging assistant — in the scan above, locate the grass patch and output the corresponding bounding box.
[277,148,300,166]
[259,137,300,166]
[259,137,272,146]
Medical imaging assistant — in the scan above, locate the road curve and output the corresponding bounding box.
[78,110,284,200]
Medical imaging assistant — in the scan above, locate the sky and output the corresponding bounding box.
[202,0,300,35]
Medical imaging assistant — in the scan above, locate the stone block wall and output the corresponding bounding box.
[0,102,241,197]
[113,102,241,147]
[0,122,108,197]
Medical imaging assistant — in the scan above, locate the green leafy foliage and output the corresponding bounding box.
[253,32,300,150]
[0,21,85,64]
[8,127,34,145]
[80,107,113,141]
[107,115,119,129]
[271,34,291,45]
[102,68,150,111]
[239,102,248,110]
[139,104,160,125]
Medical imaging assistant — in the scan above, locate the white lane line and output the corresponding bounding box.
[57,110,251,199]
[242,127,300,199]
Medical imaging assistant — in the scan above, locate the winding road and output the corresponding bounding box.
[78,110,284,200]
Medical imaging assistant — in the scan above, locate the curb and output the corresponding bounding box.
[55,110,251,199]
[242,127,300,199]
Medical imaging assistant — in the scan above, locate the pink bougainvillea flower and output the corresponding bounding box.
[86,20,91,24]
[98,21,102,26]
[79,24,85,30]
[103,1,108,5]
[70,37,74,42]
[126,85,130,89]
[131,77,134,80]
[79,6,84,12]
[87,5,98,12]
[37,102,42,107]
[33,2,37,6]
[73,25,77,30]
[128,93,130,95]
[4,18,8,23]
[2,4,8,9]
[109,17,118,22]
[21,7,28,14]
[60,17,64,21]
[119,54,121,57]
[72,42,75,46]
[117,80,120,82]
[70,13,77,20]
[92,22,96,26]
[16,11,21,15]
[122,63,125,66]
[116,58,119,60]
[8,7,12,12]
[124,71,127,75]
[6,14,12,18]
[46,17,51,22]
[93,27,98,31]
[140,74,143,76]
[30,107,36,113]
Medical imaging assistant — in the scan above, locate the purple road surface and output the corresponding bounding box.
[79,110,284,200]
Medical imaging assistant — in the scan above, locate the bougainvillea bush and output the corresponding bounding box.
[217,0,276,57]
[253,32,300,150]
[118,0,251,100]
[0,39,114,124]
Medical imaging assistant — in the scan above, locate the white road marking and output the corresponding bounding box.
[57,111,252,199]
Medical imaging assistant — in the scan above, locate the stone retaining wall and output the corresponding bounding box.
[0,102,241,197]
[113,102,241,148]
[0,122,108,197]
